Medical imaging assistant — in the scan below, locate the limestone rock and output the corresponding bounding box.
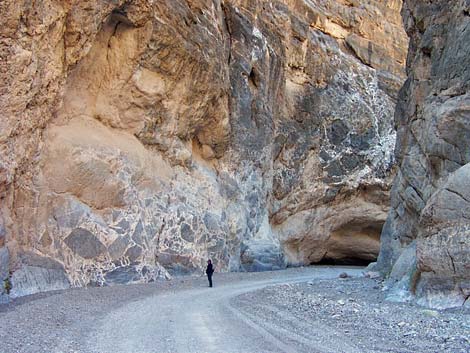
[377,0,470,308]
[9,253,70,298]
[64,228,107,260]
[10,266,70,298]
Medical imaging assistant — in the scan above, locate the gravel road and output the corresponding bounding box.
[0,266,468,353]
[89,266,362,353]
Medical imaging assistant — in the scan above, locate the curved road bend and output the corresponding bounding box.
[87,267,364,353]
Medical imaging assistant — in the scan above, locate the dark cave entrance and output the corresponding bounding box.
[283,219,386,267]
[315,257,374,266]
[318,220,384,266]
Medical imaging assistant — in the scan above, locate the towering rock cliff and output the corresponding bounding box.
[377,0,470,309]
[0,0,407,298]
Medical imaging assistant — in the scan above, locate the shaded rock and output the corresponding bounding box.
[180,222,194,242]
[416,275,468,310]
[104,266,140,285]
[108,236,130,260]
[240,241,285,272]
[0,222,5,247]
[113,219,130,235]
[327,120,349,146]
[364,271,381,279]
[378,0,470,308]
[385,242,418,303]
[203,213,220,234]
[64,228,106,259]
[17,252,65,270]
[131,220,144,244]
[125,245,142,262]
[157,251,198,275]
[8,252,70,298]
[0,247,9,281]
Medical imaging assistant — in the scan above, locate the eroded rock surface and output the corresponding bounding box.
[0,0,406,296]
[377,0,470,308]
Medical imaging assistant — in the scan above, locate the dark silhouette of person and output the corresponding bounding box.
[206,259,214,287]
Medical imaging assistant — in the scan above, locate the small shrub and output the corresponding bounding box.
[3,278,11,294]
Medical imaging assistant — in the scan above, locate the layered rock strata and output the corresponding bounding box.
[377,0,470,309]
[0,0,406,297]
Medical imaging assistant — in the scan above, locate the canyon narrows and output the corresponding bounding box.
[0,0,407,298]
[0,0,468,310]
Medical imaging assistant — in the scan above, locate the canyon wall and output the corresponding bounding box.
[377,0,470,309]
[0,0,406,298]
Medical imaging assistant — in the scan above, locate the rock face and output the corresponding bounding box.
[377,0,470,308]
[0,0,406,296]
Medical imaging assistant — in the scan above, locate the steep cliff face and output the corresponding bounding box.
[377,0,470,309]
[0,0,406,298]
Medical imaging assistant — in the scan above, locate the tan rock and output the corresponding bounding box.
[0,0,407,296]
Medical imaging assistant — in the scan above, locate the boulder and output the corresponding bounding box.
[64,228,106,259]
[9,254,70,298]
[240,240,285,272]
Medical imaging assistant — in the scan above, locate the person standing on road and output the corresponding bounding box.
[206,259,214,287]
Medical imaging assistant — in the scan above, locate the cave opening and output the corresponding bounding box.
[279,219,386,268]
[315,257,373,267]
[316,220,385,266]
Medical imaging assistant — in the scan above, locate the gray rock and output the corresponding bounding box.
[0,221,5,247]
[378,0,470,307]
[327,120,349,146]
[52,197,90,229]
[325,160,345,178]
[240,241,285,272]
[131,220,144,244]
[64,228,106,259]
[17,251,66,270]
[108,236,130,260]
[0,247,9,281]
[340,153,360,172]
[415,274,467,310]
[385,242,418,303]
[388,242,417,283]
[350,129,374,150]
[113,219,130,235]
[125,245,142,262]
[219,173,239,199]
[104,266,140,285]
[364,271,381,279]
[9,265,70,298]
[203,213,220,234]
[157,252,198,275]
[180,222,194,242]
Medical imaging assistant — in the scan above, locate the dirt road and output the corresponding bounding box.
[1,266,467,353]
[89,267,362,353]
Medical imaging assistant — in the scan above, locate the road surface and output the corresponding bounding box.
[87,267,363,353]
